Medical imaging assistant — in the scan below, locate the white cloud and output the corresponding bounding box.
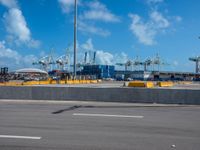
[27,39,41,48]
[23,54,37,64]
[80,38,128,65]
[129,10,170,45]
[78,0,119,37]
[96,51,114,65]
[0,0,18,8]
[81,38,94,50]
[58,0,74,13]
[81,1,120,23]
[150,11,170,28]
[58,0,119,37]
[114,52,128,64]
[129,14,156,45]
[0,0,40,48]
[135,0,182,46]
[0,40,21,62]
[0,40,37,69]
[4,8,31,42]
[78,21,110,37]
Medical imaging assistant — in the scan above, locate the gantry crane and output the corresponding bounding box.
[189,56,200,73]
[56,48,70,70]
[84,51,96,65]
[32,51,55,71]
[151,54,169,71]
[116,56,144,71]
[116,60,133,71]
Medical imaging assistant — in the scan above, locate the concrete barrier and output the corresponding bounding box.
[0,86,200,105]
[90,80,98,84]
[128,81,154,88]
[59,80,66,84]
[39,80,50,85]
[158,81,174,87]
[0,79,100,86]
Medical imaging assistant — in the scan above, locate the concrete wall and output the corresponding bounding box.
[0,86,200,105]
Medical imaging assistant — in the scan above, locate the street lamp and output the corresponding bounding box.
[73,0,77,79]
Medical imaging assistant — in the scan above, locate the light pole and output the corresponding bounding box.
[73,0,77,79]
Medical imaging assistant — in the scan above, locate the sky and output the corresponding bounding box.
[0,0,200,72]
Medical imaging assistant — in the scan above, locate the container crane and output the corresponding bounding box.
[151,54,169,71]
[132,56,143,71]
[84,51,96,65]
[32,52,55,71]
[116,60,133,71]
[142,58,153,71]
[189,56,200,73]
[56,55,69,70]
[56,48,70,70]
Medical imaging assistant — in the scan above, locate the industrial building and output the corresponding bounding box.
[80,65,115,79]
[115,70,200,81]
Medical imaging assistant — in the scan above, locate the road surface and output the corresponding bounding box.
[0,100,200,150]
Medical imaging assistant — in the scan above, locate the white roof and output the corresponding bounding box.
[15,68,48,74]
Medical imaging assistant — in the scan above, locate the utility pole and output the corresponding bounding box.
[73,0,77,79]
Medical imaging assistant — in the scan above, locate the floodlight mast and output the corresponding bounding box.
[73,0,77,79]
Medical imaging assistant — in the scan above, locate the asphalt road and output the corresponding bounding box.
[0,100,200,150]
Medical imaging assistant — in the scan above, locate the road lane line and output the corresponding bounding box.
[73,113,144,118]
[0,135,41,140]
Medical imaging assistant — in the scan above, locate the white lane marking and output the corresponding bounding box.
[0,135,41,140]
[73,113,144,118]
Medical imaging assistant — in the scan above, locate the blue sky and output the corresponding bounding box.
[0,0,199,72]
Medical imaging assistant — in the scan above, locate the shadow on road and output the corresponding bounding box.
[52,105,82,114]
[52,105,143,114]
